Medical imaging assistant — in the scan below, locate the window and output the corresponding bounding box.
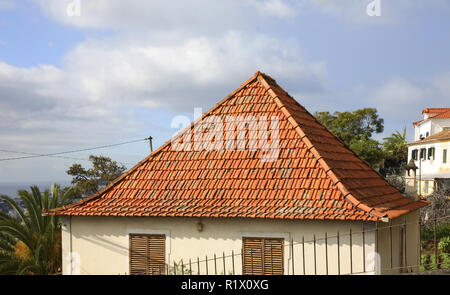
[428,147,435,160]
[424,181,429,194]
[420,148,426,160]
[129,234,166,275]
[242,237,284,275]
[426,131,429,137]
[412,149,418,160]
[444,149,448,164]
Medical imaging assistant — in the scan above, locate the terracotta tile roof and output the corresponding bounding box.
[431,109,450,119]
[422,108,450,114]
[414,108,450,126]
[408,129,450,146]
[46,72,428,221]
[412,119,424,126]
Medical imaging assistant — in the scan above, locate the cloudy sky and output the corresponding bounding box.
[0,0,449,185]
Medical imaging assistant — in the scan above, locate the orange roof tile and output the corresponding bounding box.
[408,129,450,146]
[45,72,428,221]
[414,108,450,126]
[422,108,450,114]
[431,109,450,119]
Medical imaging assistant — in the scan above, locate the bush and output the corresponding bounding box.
[438,236,450,253]
[421,222,450,242]
[421,254,431,270]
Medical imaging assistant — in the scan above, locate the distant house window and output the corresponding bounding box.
[420,148,426,160]
[426,131,429,137]
[444,149,448,164]
[242,237,284,275]
[129,234,166,275]
[428,147,435,160]
[412,149,418,160]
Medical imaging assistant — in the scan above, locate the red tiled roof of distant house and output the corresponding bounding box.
[422,108,450,114]
[46,72,428,221]
[413,108,450,126]
[412,119,424,126]
[408,129,450,146]
[430,109,450,119]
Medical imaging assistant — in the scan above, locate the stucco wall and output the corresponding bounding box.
[376,210,420,274]
[61,213,419,275]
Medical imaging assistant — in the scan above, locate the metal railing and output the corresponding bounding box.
[142,215,449,275]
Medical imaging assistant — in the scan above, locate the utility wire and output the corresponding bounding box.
[0,149,96,162]
[0,138,147,162]
[0,149,138,166]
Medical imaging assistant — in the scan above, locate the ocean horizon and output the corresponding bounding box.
[0,180,72,198]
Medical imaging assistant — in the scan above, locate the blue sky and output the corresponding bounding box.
[0,0,450,185]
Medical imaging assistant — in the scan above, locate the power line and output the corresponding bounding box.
[0,149,138,166]
[0,149,95,162]
[0,138,147,162]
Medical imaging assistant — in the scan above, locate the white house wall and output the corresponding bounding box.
[415,118,450,141]
[60,213,420,275]
[376,210,420,275]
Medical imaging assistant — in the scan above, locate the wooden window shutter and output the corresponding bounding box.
[263,238,284,275]
[242,237,284,275]
[243,237,264,275]
[129,234,166,275]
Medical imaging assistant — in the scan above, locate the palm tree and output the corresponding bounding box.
[383,127,408,171]
[0,184,73,274]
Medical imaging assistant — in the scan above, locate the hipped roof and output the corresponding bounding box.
[46,72,428,221]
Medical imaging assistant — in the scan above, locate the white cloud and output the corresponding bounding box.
[0,0,333,183]
[368,74,450,139]
[298,0,450,25]
[33,0,450,35]
[51,31,328,112]
[249,0,296,19]
[0,30,328,166]
[34,0,258,33]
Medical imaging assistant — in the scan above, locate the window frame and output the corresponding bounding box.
[239,231,290,275]
[242,236,285,275]
[411,149,418,160]
[129,233,166,275]
[427,147,435,160]
[127,229,171,275]
[420,148,427,160]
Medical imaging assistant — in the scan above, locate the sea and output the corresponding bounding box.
[0,180,72,199]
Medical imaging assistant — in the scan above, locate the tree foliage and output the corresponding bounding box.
[66,155,126,199]
[0,185,73,274]
[382,127,408,169]
[314,108,384,167]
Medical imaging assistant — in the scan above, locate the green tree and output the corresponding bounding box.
[382,127,408,169]
[66,155,126,199]
[314,108,384,167]
[0,185,73,274]
[348,137,384,168]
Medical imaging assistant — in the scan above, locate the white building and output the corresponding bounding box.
[406,108,450,196]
